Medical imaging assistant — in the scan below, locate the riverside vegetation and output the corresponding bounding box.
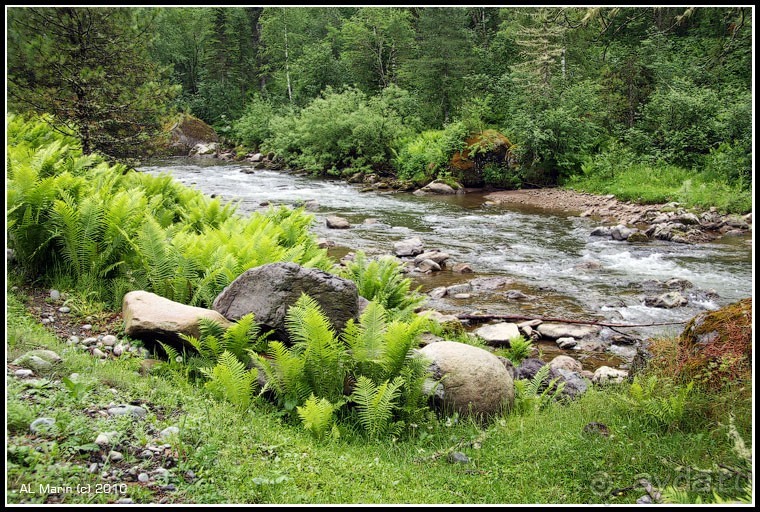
[5,116,752,504]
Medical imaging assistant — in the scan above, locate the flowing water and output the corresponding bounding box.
[138,159,753,368]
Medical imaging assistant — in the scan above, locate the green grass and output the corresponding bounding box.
[5,290,751,504]
[565,160,752,214]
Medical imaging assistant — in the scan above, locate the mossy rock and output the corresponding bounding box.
[676,297,752,389]
[449,129,517,187]
[149,114,219,156]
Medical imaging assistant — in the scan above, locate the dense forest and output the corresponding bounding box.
[7,6,752,211]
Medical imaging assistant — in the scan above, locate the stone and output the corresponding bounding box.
[611,224,634,241]
[453,293,472,299]
[592,366,628,385]
[474,322,521,347]
[107,405,147,419]
[13,350,62,372]
[213,262,360,343]
[326,215,350,229]
[556,337,578,349]
[537,322,600,340]
[420,341,514,418]
[95,431,119,447]
[414,251,451,266]
[108,451,124,462]
[49,289,61,301]
[644,291,688,309]
[58,306,71,313]
[448,452,470,464]
[549,355,583,373]
[429,287,447,299]
[30,417,56,434]
[15,369,34,378]
[554,368,588,399]
[123,290,232,349]
[160,426,180,440]
[416,259,441,272]
[102,335,118,346]
[393,237,424,257]
[138,473,150,483]
[452,263,473,273]
[445,283,472,295]
[420,310,462,329]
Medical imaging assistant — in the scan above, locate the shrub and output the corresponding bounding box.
[392,122,469,184]
[230,96,279,150]
[263,85,416,175]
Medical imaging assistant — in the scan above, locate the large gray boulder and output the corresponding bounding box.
[419,341,514,419]
[122,291,231,348]
[212,262,359,342]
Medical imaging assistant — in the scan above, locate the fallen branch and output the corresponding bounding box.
[454,313,687,328]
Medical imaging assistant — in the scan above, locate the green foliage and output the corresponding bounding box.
[513,365,565,416]
[230,96,279,149]
[392,122,469,184]
[296,395,340,440]
[621,375,693,431]
[263,85,416,175]
[181,314,270,368]
[7,115,333,308]
[503,335,533,365]
[350,376,404,440]
[200,351,259,410]
[338,251,426,320]
[252,294,430,438]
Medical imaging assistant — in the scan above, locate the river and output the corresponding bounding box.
[138,159,753,367]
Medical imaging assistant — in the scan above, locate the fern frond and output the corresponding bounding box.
[200,351,258,410]
[297,394,340,440]
[351,376,404,439]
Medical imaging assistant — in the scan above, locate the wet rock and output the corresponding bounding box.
[644,291,688,309]
[429,287,447,299]
[611,224,634,241]
[537,322,600,340]
[452,262,473,273]
[474,322,521,347]
[590,226,612,237]
[445,283,472,295]
[326,215,350,229]
[393,237,424,257]
[416,259,441,272]
[627,231,650,243]
[452,293,472,299]
[556,337,578,349]
[505,289,529,300]
[414,250,450,266]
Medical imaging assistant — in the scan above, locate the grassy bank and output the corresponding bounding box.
[6,289,751,505]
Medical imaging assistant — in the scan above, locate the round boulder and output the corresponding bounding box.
[212,262,360,343]
[419,341,514,419]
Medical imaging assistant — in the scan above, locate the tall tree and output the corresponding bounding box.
[340,8,415,92]
[401,7,473,126]
[7,7,175,156]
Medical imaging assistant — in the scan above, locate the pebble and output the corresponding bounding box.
[107,405,147,418]
[49,290,61,300]
[89,463,100,474]
[41,318,52,325]
[82,337,97,346]
[453,293,472,299]
[153,467,170,478]
[116,498,134,504]
[15,369,34,378]
[81,324,92,331]
[137,473,150,483]
[108,450,124,462]
[139,449,154,459]
[102,335,117,346]
[160,426,180,440]
[58,306,70,313]
[185,470,196,480]
[113,344,124,357]
[29,417,56,434]
[92,348,106,359]
[95,431,119,446]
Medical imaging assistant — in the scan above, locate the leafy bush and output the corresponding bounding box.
[230,96,279,150]
[392,122,469,184]
[263,85,416,175]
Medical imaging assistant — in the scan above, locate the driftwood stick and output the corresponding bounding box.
[454,313,687,328]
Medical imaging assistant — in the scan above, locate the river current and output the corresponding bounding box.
[138,159,753,362]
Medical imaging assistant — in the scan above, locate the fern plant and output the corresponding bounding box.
[504,335,533,365]
[200,351,259,410]
[350,376,405,440]
[179,314,271,368]
[513,364,566,416]
[296,394,341,440]
[625,375,694,431]
[338,251,426,320]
